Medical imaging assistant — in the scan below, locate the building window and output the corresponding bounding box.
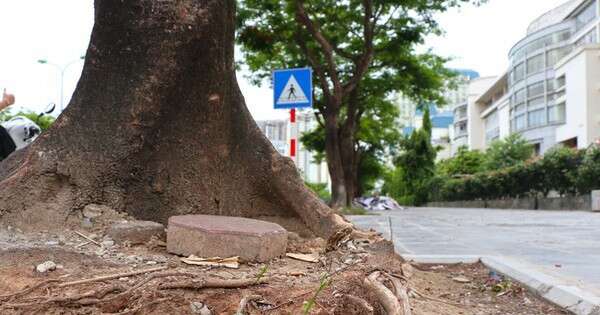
[527,54,544,75]
[547,46,572,66]
[513,88,527,106]
[575,28,598,47]
[514,114,527,131]
[527,82,544,99]
[513,63,525,83]
[575,1,598,32]
[528,96,545,110]
[548,103,566,123]
[528,109,546,127]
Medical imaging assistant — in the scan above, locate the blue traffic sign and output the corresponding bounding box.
[273,67,312,109]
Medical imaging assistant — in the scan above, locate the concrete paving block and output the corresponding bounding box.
[108,220,165,244]
[167,215,287,262]
[481,257,600,315]
[402,254,481,264]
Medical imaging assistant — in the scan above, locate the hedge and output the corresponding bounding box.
[429,145,600,202]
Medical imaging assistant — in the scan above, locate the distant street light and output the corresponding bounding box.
[37,56,85,112]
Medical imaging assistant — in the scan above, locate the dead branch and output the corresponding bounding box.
[363,271,403,315]
[159,276,271,290]
[59,266,169,287]
[236,294,262,315]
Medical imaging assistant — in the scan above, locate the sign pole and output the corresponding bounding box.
[290,108,297,161]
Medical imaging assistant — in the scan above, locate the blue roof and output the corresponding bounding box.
[431,116,453,128]
[453,68,480,80]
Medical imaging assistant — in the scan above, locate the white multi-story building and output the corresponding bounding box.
[256,111,330,185]
[396,69,480,160]
[465,0,600,154]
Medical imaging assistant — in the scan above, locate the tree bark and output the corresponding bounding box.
[0,0,350,239]
[323,112,348,208]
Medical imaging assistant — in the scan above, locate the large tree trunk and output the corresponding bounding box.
[323,113,347,209]
[0,0,350,239]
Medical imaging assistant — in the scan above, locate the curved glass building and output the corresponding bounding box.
[506,0,599,152]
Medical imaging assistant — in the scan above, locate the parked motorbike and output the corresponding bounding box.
[1,103,55,151]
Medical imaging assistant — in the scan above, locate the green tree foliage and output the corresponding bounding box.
[483,134,534,170]
[384,108,436,205]
[436,146,486,176]
[575,144,600,194]
[0,111,55,131]
[237,0,482,206]
[300,88,401,196]
[305,182,331,202]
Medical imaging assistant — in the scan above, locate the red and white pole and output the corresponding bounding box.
[289,108,297,161]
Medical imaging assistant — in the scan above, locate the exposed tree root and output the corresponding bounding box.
[158,276,271,290]
[1,269,271,313]
[363,271,412,315]
[59,266,169,288]
[0,279,61,302]
[235,294,262,315]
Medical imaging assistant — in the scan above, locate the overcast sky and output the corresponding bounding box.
[0,0,568,120]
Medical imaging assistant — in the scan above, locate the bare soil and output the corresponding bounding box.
[0,222,567,315]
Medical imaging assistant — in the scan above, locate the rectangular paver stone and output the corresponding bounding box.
[167,215,288,262]
[108,220,165,244]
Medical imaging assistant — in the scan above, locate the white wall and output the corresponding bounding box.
[555,45,600,148]
[467,77,498,150]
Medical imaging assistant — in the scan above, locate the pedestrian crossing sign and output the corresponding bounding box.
[273,67,312,109]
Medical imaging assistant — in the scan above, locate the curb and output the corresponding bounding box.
[403,254,600,315]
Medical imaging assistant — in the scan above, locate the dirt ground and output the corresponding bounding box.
[0,219,568,315]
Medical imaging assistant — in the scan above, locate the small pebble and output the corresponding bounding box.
[36,261,57,273]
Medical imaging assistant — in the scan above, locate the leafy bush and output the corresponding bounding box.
[429,145,599,202]
[436,146,486,176]
[537,147,581,196]
[483,134,533,171]
[305,182,331,202]
[575,145,600,194]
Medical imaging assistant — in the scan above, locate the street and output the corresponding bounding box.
[350,207,600,295]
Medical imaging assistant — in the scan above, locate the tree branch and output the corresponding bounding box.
[294,31,332,107]
[343,0,375,95]
[295,0,343,106]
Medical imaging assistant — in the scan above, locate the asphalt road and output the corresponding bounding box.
[349,207,600,295]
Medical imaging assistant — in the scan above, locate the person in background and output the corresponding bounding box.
[0,89,16,159]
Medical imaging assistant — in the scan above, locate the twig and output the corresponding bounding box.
[75,241,92,248]
[0,279,61,301]
[159,276,271,290]
[73,231,102,247]
[409,287,463,307]
[58,266,169,287]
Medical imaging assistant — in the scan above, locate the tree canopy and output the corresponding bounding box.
[237,0,481,205]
